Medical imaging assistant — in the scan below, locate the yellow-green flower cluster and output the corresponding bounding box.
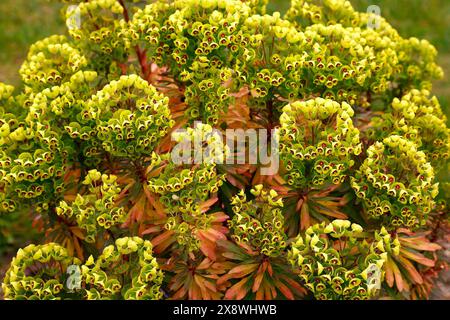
[149,174,225,249]
[154,160,225,249]
[125,0,443,125]
[28,70,98,123]
[149,125,226,206]
[79,75,173,158]
[374,226,401,256]
[351,135,439,229]
[130,0,252,124]
[288,220,398,300]
[367,89,449,170]
[279,98,361,189]
[146,124,226,250]
[229,185,286,257]
[285,0,443,91]
[0,111,72,213]
[0,147,68,206]
[2,243,81,300]
[239,12,400,105]
[19,35,88,90]
[63,0,131,66]
[0,83,15,101]
[242,0,268,15]
[81,237,164,300]
[2,237,163,300]
[285,0,359,27]
[26,70,100,165]
[149,163,224,212]
[56,169,126,243]
[396,37,444,90]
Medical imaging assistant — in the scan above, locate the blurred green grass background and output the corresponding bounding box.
[0,0,64,85]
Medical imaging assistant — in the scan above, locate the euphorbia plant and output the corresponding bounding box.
[0,0,448,300]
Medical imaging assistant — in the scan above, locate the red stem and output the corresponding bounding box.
[118,0,150,80]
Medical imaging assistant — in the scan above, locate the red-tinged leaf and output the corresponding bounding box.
[225,277,250,300]
[217,240,247,258]
[197,230,215,244]
[152,230,176,253]
[64,238,74,257]
[280,276,306,296]
[210,212,229,223]
[263,282,272,300]
[128,194,145,222]
[252,266,265,293]
[400,238,441,251]
[390,258,406,292]
[141,225,162,235]
[194,275,211,300]
[315,207,347,219]
[397,256,423,284]
[73,236,83,260]
[296,198,304,212]
[217,274,233,286]
[205,228,227,242]
[401,249,435,267]
[300,201,310,230]
[197,233,217,260]
[155,237,176,254]
[213,261,235,273]
[339,193,352,205]
[261,261,268,274]
[212,224,229,235]
[270,283,277,299]
[267,262,273,277]
[169,272,190,292]
[237,242,259,255]
[397,228,415,235]
[63,194,77,202]
[152,230,175,246]
[116,181,134,201]
[227,174,246,189]
[200,197,219,212]
[385,258,395,287]
[143,185,165,217]
[222,252,245,260]
[255,287,264,300]
[202,278,218,293]
[228,263,258,277]
[230,86,249,98]
[277,281,294,300]
[69,227,85,240]
[197,258,213,270]
[190,282,202,300]
[201,244,216,261]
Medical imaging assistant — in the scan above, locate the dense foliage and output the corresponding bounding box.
[0,0,449,300]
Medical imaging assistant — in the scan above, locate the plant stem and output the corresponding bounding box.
[118,0,150,80]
